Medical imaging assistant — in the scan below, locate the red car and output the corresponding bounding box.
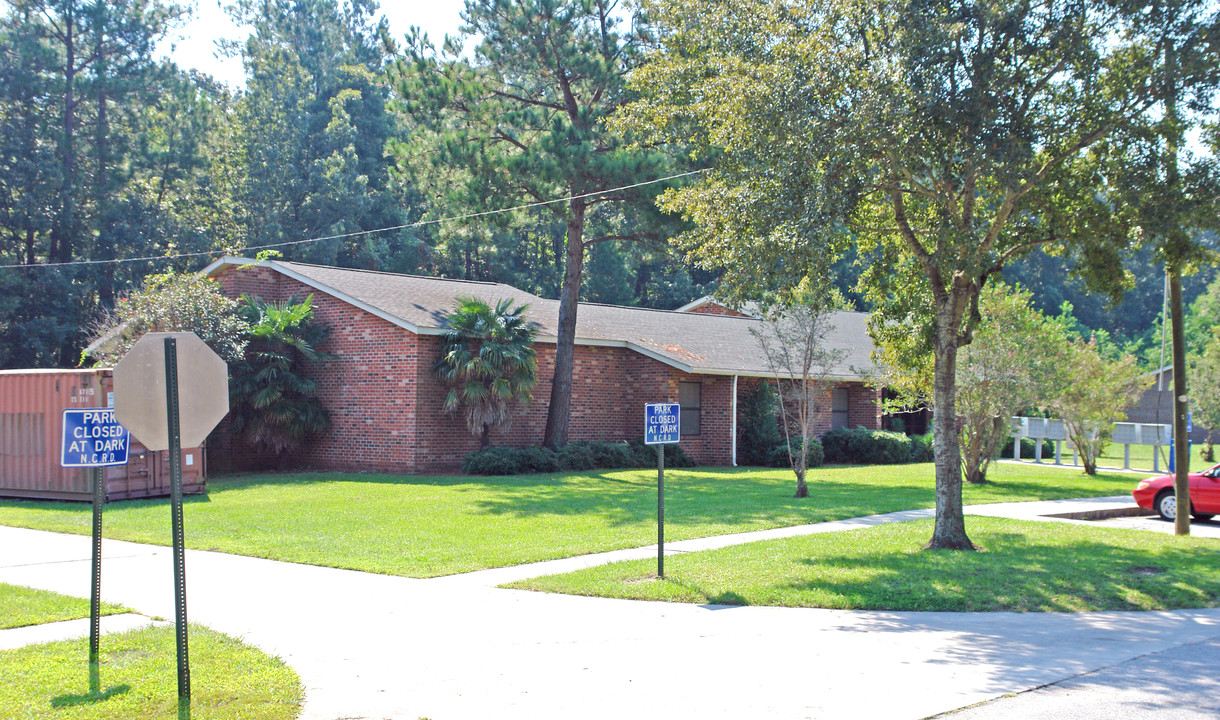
[1133,463,1220,521]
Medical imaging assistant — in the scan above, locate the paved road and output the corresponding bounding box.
[3,498,1220,719]
[936,636,1220,719]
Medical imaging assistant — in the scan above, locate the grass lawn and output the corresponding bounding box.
[0,623,302,719]
[508,516,1220,612]
[1,584,129,630]
[0,462,1137,578]
[1015,441,1184,473]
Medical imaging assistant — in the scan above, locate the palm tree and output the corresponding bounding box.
[229,294,333,466]
[433,296,538,448]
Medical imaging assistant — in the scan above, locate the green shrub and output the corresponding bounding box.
[822,427,917,465]
[909,432,935,462]
[738,382,782,465]
[462,447,524,475]
[999,436,1056,459]
[626,439,696,468]
[589,441,634,469]
[463,440,696,475]
[518,446,559,473]
[768,437,824,468]
[557,441,598,470]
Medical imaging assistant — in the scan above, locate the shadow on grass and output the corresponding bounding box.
[467,470,936,530]
[0,466,937,534]
[52,683,130,707]
[787,524,1220,612]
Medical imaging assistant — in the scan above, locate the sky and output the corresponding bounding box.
[164,0,467,88]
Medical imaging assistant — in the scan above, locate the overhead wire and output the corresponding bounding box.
[0,168,707,271]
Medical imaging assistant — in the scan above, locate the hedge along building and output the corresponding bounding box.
[204,257,883,473]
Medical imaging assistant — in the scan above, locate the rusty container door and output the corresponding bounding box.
[0,369,208,501]
[0,369,102,499]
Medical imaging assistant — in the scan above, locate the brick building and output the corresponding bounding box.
[204,257,883,473]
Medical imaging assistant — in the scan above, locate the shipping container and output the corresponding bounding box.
[0,369,206,501]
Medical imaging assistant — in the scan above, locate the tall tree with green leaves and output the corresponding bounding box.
[1098,0,1220,534]
[622,0,1219,549]
[392,0,680,447]
[228,0,419,270]
[0,0,232,368]
[433,296,538,447]
[1049,339,1150,475]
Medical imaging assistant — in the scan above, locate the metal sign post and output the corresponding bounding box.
[656,445,665,577]
[59,406,130,691]
[113,331,228,716]
[164,337,191,706]
[644,403,680,578]
[89,464,102,692]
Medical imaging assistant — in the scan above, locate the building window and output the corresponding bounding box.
[679,382,701,436]
[832,388,849,430]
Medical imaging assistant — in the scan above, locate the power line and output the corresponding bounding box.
[0,169,707,271]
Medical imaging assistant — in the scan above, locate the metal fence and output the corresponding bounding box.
[1009,417,1174,473]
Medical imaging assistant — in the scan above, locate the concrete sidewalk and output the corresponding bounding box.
[3,498,1219,720]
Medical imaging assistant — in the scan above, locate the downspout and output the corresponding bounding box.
[731,375,739,467]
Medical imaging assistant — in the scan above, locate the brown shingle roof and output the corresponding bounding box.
[205,257,876,379]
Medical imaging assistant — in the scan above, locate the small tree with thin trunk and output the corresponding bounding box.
[434,296,538,448]
[750,289,845,498]
[1049,339,1151,475]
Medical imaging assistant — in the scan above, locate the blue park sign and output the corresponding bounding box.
[61,409,130,468]
[644,403,681,445]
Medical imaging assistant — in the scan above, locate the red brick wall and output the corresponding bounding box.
[620,357,734,466]
[210,264,743,472]
[210,264,880,473]
[731,377,881,464]
[848,384,883,431]
[411,342,735,471]
[214,265,424,473]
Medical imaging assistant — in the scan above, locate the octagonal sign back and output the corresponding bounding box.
[113,331,229,451]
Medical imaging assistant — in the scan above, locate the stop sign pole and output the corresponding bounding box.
[114,331,228,712]
[163,337,190,706]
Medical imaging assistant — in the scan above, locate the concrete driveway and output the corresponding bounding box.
[3,498,1220,720]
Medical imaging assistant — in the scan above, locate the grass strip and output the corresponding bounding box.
[0,463,1139,578]
[508,517,1220,612]
[1,584,129,630]
[0,623,302,719]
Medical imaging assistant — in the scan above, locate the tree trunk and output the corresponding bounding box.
[95,89,115,307]
[962,432,986,484]
[927,292,975,550]
[480,423,491,449]
[542,199,586,448]
[793,466,808,498]
[1170,265,1191,535]
[51,8,78,264]
[1163,32,1191,537]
